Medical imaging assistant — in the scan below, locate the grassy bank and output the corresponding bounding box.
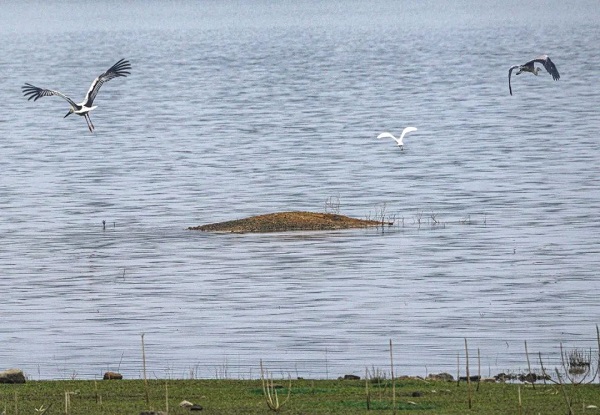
[1,377,598,414]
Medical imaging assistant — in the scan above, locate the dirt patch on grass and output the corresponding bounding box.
[189,211,387,233]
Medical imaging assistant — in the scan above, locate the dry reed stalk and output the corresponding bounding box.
[141,333,149,405]
[64,391,77,415]
[94,379,97,403]
[464,338,472,409]
[517,385,522,415]
[34,403,51,415]
[389,339,396,414]
[456,352,460,387]
[538,351,558,385]
[325,348,329,380]
[476,348,481,392]
[596,325,600,383]
[365,367,371,410]
[524,340,536,389]
[555,369,574,415]
[165,382,169,414]
[260,359,292,412]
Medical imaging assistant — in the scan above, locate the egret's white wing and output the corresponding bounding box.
[378,132,403,146]
[399,126,417,141]
[377,132,396,140]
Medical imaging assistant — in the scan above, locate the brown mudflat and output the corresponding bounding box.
[189,211,386,233]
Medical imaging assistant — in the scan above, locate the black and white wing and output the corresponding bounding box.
[508,65,519,95]
[531,55,560,80]
[22,83,78,107]
[82,58,131,107]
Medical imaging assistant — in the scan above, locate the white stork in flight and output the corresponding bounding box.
[508,55,560,96]
[22,58,131,132]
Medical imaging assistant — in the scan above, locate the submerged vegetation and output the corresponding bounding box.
[190,196,488,233]
[189,208,485,234]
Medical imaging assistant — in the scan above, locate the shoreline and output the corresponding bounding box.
[1,376,597,415]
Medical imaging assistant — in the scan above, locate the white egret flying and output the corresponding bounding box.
[377,127,418,149]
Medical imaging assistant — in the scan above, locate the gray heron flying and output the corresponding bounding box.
[377,127,418,150]
[508,55,560,96]
[22,58,131,132]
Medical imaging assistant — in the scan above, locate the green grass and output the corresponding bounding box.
[1,378,599,414]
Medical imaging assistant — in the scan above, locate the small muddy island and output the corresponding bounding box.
[190,211,388,233]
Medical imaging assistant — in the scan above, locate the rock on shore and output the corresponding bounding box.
[0,369,26,383]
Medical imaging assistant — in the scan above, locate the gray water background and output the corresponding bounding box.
[0,0,599,380]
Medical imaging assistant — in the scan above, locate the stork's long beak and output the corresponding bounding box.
[64,111,71,118]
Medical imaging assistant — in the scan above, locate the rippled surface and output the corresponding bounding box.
[1,0,599,380]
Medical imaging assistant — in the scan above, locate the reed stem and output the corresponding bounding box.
[525,340,535,389]
[141,333,149,405]
[465,338,472,409]
[390,339,396,414]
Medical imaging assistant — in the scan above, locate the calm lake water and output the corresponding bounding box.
[1,0,599,380]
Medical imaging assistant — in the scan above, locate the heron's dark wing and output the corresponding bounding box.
[22,83,78,107]
[532,55,560,80]
[508,65,519,96]
[82,58,131,107]
[520,60,535,72]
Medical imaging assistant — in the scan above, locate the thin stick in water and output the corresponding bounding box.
[456,352,460,387]
[476,348,481,392]
[524,340,535,389]
[390,339,396,414]
[365,367,370,410]
[465,338,472,409]
[141,333,149,405]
